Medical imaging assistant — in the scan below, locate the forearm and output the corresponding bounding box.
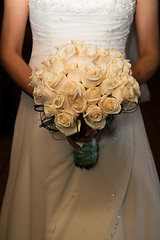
[1,49,33,97]
[132,52,159,85]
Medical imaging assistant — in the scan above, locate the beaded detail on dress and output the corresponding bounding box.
[29,0,136,14]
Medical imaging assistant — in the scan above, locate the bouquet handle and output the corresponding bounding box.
[73,138,99,169]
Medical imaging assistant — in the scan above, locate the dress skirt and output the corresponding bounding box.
[0,91,160,240]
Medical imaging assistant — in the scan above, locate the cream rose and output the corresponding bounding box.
[133,80,141,98]
[122,85,138,103]
[80,62,102,88]
[97,46,108,57]
[53,93,68,110]
[99,96,121,115]
[112,86,123,104]
[106,48,123,58]
[84,44,97,57]
[95,57,108,79]
[66,63,81,83]
[105,58,124,77]
[64,81,84,100]
[41,55,54,68]
[71,96,87,114]
[127,75,135,84]
[56,43,76,61]
[33,84,56,104]
[128,76,141,97]
[72,41,86,56]
[42,71,62,89]
[103,49,131,78]
[85,87,101,104]
[120,75,131,87]
[44,99,57,117]
[84,105,106,130]
[66,49,95,69]
[99,76,122,96]
[42,55,64,73]
[122,59,132,74]
[29,67,43,87]
[43,71,67,92]
[55,112,81,136]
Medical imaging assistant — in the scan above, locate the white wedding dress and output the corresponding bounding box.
[0,0,160,239]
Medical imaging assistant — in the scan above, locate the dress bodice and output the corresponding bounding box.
[29,0,136,14]
[28,0,136,68]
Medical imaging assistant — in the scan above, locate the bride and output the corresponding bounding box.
[0,0,160,239]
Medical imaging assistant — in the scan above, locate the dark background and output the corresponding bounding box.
[0,1,32,133]
[0,1,31,207]
[0,1,160,207]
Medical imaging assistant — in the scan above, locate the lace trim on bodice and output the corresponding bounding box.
[29,0,136,14]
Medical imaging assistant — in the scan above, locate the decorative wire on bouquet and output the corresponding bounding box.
[30,41,141,169]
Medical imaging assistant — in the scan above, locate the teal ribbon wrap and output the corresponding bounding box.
[73,138,99,169]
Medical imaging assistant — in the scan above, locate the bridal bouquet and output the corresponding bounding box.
[30,41,140,168]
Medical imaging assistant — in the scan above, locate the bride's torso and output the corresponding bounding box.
[28,0,136,67]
